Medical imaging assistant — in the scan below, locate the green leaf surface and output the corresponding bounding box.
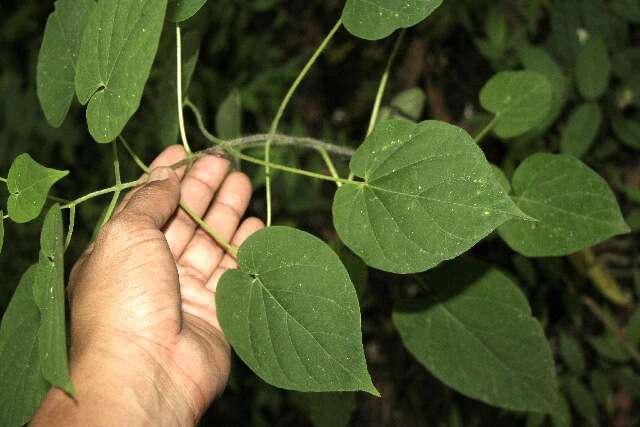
[216,89,242,140]
[564,376,598,424]
[34,205,74,395]
[0,265,48,427]
[167,0,207,22]
[612,116,640,150]
[491,164,511,193]
[558,333,586,375]
[342,0,443,40]
[75,0,168,143]
[393,258,558,412]
[333,119,524,274]
[390,87,426,121]
[7,154,69,224]
[216,226,377,394]
[498,153,629,257]
[480,71,553,139]
[36,0,95,127]
[576,35,611,100]
[560,102,602,158]
[290,392,356,427]
[517,46,570,133]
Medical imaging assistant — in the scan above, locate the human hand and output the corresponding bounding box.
[31,146,263,426]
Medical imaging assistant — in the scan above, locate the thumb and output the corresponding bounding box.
[118,167,181,229]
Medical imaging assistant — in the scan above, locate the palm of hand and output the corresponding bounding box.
[68,146,262,418]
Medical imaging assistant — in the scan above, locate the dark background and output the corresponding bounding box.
[1,1,639,425]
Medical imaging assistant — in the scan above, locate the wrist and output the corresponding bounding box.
[31,342,198,427]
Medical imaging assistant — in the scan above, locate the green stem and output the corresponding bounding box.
[65,206,76,250]
[101,141,123,227]
[227,147,356,187]
[176,25,192,157]
[180,202,238,257]
[119,136,150,173]
[119,134,237,256]
[264,18,343,226]
[183,99,224,144]
[0,176,6,183]
[61,180,140,210]
[366,28,406,137]
[317,148,342,187]
[474,115,498,143]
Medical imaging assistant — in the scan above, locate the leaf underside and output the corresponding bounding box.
[393,258,558,413]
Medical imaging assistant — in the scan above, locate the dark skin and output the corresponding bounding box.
[31,146,263,426]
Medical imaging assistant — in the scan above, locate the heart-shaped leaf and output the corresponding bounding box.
[342,0,443,41]
[393,258,558,413]
[479,70,553,139]
[167,0,207,22]
[75,0,168,143]
[36,0,95,127]
[0,265,48,427]
[34,205,74,395]
[7,154,69,224]
[560,102,602,158]
[216,226,377,394]
[332,119,525,274]
[498,153,630,257]
[576,35,610,100]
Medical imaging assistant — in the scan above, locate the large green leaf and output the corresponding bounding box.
[75,0,168,143]
[7,154,69,224]
[479,70,553,139]
[393,258,558,412]
[216,226,377,394]
[560,102,602,158]
[0,265,48,427]
[498,153,629,257]
[290,392,356,427]
[34,205,74,395]
[36,0,95,127]
[216,88,242,140]
[575,35,611,100]
[342,0,443,40]
[332,120,524,274]
[167,0,207,22]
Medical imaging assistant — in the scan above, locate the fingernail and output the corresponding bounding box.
[149,167,173,182]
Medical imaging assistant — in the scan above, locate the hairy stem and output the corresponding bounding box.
[119,136,150,173]
[183,98,224,144]
[100,141,123,227]
[180,202,238,256]
[264,18,343,226]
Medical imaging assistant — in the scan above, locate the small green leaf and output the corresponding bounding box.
[0,265,49,427]
[558,333,586,375]
[75,0,168,143]
[576,35,611,100]
[393,258,558,412]
[167,0,207,22]
[550,392,572,427]
[564,376,598,424]
[479,70,553,139]
[390,87,426,121]
[216,226,377,394]
[611,116,640,150]
[588,371,612,410]
[34,205,74,395]
[342,0,443,40]
[290,391,356,427]
[215,89,242,140]
[333,120,524,274]
[517,46,570,133]
[560,102,602,158]
[498,153,630,257]
[36,0,95,127]
[7,154,69,224]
